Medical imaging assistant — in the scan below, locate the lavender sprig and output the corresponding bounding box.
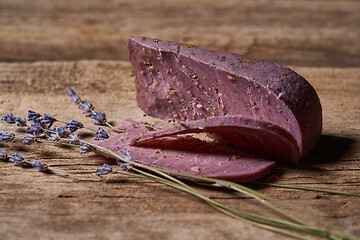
[66,87,113,129]
[65,119,84,133]
[65,87,82,104]
[67,133,80,144]
[80,142,95,154]
[23,134,37,145]
[6,151,48,171]
[27,119,44,136]
[43,114,56,128]
[54,127,70,138]
[94,127,109,141]
[46,127,70,142]
[79,101,94,115]
[1,113,16,124]
[115,151,134,170]
[2,113,27,127]
[9,152,26,165]
[122,150,133,162]
[30,161,48,172]
[0,132,15,142]
[15,117,27,127]
[90,112,107,125]
[3,109,96,138]
[46,133,61,142]
[95,164,113,176]
[28,110,41,121]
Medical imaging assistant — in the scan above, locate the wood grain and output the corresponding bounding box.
[0,1,359,239]
[0,0,359,66]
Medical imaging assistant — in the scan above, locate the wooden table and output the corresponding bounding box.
[0,1,359,239]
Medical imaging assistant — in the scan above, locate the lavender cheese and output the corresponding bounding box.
[128,36,322,162]
[97,36,322,182]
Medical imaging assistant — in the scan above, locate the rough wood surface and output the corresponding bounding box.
[0,0,359,67]
[0,1,359,240]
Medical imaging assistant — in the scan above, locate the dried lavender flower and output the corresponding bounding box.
[95,164,112,176]
[1,113,16,124]
[65,87,81,104]
[9,152,25,165]
[65,87,113,128]
[0,132,15,142]
[54,127,69,138]
[94,127,109,141]
[43,114,56,128]
[27,120,44,135]
[115,152,134,170]
[79,101,94,114]
[91,112,107,125]
[80,142,95,154]
[28,110,41,121]
[0,150,7,161]
[122,150,133,162]
[46,132,60,142]
[67,132,79,144]
[65,119,84,133]
[15,117,27,127]
[23,134,37,145]
[30,161,48,172]
[116,151,134,170]
[65,87,76,96]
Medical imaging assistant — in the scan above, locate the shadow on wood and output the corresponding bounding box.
[301,134,354,166]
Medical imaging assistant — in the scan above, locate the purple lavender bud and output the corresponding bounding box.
[9,152,25,165]
[65,87,76,96]
[0,150,7,161]
[1,113,16,124]
[121,150,133,162]
[23,134,36,145]
[71,94,81,104]
[65,119,84,132]
[65,87,81,104]
[15,117,27,127]
[28,110,41,121]
[36,131,49,138]
[43,114,56,128]
[95,164,112,176]
[27,120,44,135]
[30,161,48,172]
[90,112,106,125]
[46,133,60,142]
[0,132,15,142]
[80,142,95,154]
[116,157,132,170]
[67,132,79,144]
[94,127,109,141]
[54,127,69,138]
[79,101,94,114]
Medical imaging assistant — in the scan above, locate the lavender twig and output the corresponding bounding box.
[66,87,114,129]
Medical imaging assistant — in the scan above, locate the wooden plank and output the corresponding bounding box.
[0,61,359,239]
[0,0,359,66]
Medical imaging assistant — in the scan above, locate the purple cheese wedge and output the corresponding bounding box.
[127,36,322,162]
[96,36,322,182]
[131,115,300,165]
[96,120,276,182]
